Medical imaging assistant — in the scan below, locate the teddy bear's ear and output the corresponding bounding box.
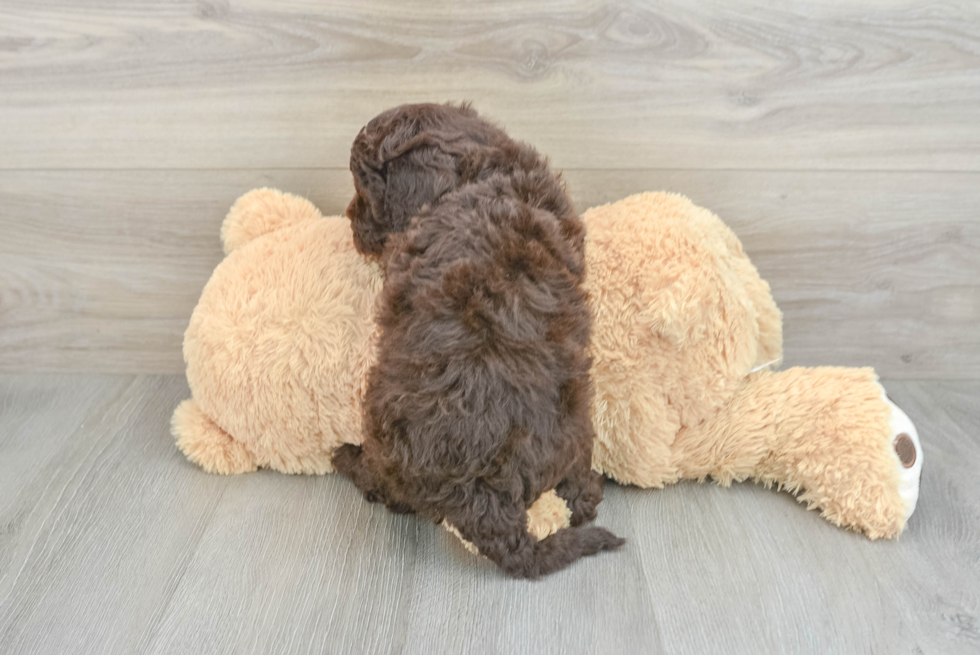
[221,188,323,254]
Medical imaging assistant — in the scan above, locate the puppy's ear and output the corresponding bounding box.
[382,141,459,231]
[348,129,392,255]
[351,130,383,201]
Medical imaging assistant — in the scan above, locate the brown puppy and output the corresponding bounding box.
[333,103,623,578]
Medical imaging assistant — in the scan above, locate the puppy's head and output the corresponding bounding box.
[347,102,486,256]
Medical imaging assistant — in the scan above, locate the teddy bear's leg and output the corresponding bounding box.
[171,399,257,474]
[670,367,921,539]
[881,386,923,520]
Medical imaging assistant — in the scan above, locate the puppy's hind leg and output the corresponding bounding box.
[447,487,624,579]
[555,380,606,527]
[331,444,415,514]
[555,459,606,527]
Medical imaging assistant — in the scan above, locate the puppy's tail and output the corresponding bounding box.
[451,500,624,579]
[522,524,625,578]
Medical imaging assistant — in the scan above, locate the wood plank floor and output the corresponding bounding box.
[0,374,977,655]
[1,1,979,653]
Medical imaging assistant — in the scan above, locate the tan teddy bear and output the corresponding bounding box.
[172,188,922,545]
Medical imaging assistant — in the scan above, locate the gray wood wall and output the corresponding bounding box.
[2,0,978,377]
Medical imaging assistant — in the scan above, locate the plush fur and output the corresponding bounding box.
[334,103,623,578]
[172,189,923,555]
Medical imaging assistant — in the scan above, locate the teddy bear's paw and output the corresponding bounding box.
[526,490,573,540]
[221,188,322,254]
[171,399,258,474]
[879,386,923,521]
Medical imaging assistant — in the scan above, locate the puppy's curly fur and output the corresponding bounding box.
[333,103,623,578]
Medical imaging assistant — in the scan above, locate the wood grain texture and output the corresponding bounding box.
[1,0,980,170]
[0,375,977,654]
[2,2,977,652]
[2,169,977,377]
